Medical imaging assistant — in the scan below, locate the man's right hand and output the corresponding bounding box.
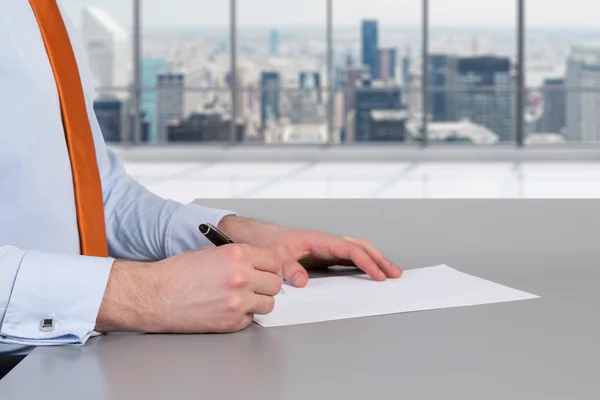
[95,244,283,334]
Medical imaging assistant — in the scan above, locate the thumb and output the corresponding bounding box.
[282,258,309,288]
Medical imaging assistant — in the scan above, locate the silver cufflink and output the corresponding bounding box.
[40,316,55,332]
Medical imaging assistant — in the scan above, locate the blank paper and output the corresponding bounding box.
[254,265,539,328]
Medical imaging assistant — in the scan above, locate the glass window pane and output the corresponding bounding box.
[526,0,599,145]
[429,0,517,144]
[334,0,421,143]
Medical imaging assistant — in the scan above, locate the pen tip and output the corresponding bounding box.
[199,224,209,234]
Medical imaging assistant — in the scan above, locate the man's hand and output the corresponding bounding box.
[96,244,283,334]
[218,216,403,288]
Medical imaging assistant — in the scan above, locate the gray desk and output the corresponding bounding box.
[1,200,599,399]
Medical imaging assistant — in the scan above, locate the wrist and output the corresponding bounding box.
[96,260,163,333]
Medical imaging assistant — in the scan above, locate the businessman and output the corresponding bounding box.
[0,0,402,377]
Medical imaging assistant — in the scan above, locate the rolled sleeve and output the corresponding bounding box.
[0,251,113,346]
[166,203,237,258]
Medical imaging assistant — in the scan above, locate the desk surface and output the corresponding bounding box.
[1,200,599,400]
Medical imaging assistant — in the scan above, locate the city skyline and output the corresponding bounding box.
[62,0,600,29]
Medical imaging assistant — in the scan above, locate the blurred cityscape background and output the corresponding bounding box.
[62,0,600,148]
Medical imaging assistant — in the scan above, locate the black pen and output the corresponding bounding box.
[199,223,234,246]
[199,223,285,294]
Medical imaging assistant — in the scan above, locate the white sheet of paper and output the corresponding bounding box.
[254,265,539,328]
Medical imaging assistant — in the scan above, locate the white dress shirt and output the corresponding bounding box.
[0,0,234,355]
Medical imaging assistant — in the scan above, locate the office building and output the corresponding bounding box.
[141,57,167,143]
[361,20,380,79]
[428,55,512,141]
[538,78,566,134]
[402,48,412,88]
[299,72,323,103]
[354,80,403,142]
[260,72,281,129]
[343,66,370,128]
[168,111,244,143]
[379,48,398,81]
[289,92,325,124]
[369,110,408,141]
[81,6,128,99]
[456,56,513,141]
[270,30,279,56]
[93,98,123,142]
[156,68,185,143]
[428,54,459,122]
[566,43,600,143]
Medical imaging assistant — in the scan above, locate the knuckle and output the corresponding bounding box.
[226,271,249,289]
[225,295,244,313]
[224,244,247,261]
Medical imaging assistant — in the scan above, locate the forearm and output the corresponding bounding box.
[95,260,162,333]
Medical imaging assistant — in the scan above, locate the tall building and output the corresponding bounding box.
[93,98,123,142]
[566,43,600,142]
[156,68,185,143]
[378,48,398,81]
[270,30,279,56]
[260,72,281,129]
[402,48,412,88]
[428,54,459,122]
[361,20,380,79]
[343,67,370,129]
[456,56,513,141]
[141,57,167,143]
[354,80,403,142]
[81,6,128,99]
[428,55,512,141]
[299,71,322,103]
[538,78,566,134]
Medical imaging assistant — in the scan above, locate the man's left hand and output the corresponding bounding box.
[218,216,403,288]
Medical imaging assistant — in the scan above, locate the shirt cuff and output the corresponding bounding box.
[166,203,237,257]
[0,251,114,346]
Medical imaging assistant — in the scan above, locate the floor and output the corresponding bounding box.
[123,161,600,204]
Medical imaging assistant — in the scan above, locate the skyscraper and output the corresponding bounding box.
[141,57,167,143]
[428,54,459,122]
[354,80,403,142]
[402,48,412,88]
[566,43,600,143]
[81,6,128,99]
[93,99,123,142]
[260,72,281,129]
[156,68,185,143]
[428,55,512,141]
[343,67,370,129]
[456,56,513,141]
[270,30,279,56]
[378,48,398,81]
[538,78,566,134]
[299,71,322,103]
[361,20,380,79]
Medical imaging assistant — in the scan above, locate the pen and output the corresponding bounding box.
[199,223,285,294]
[199,223,234,246]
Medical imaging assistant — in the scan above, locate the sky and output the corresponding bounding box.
[61,0,600,29]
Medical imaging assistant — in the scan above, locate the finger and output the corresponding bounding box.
[282,258,309,288]
[250,269,284,296]
[326,239,387,281]
[248,294,276,316]
[343,237,403,279]
[245,246,283,276]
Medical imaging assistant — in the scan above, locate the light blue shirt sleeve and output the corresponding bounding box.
[0,246,113,347]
